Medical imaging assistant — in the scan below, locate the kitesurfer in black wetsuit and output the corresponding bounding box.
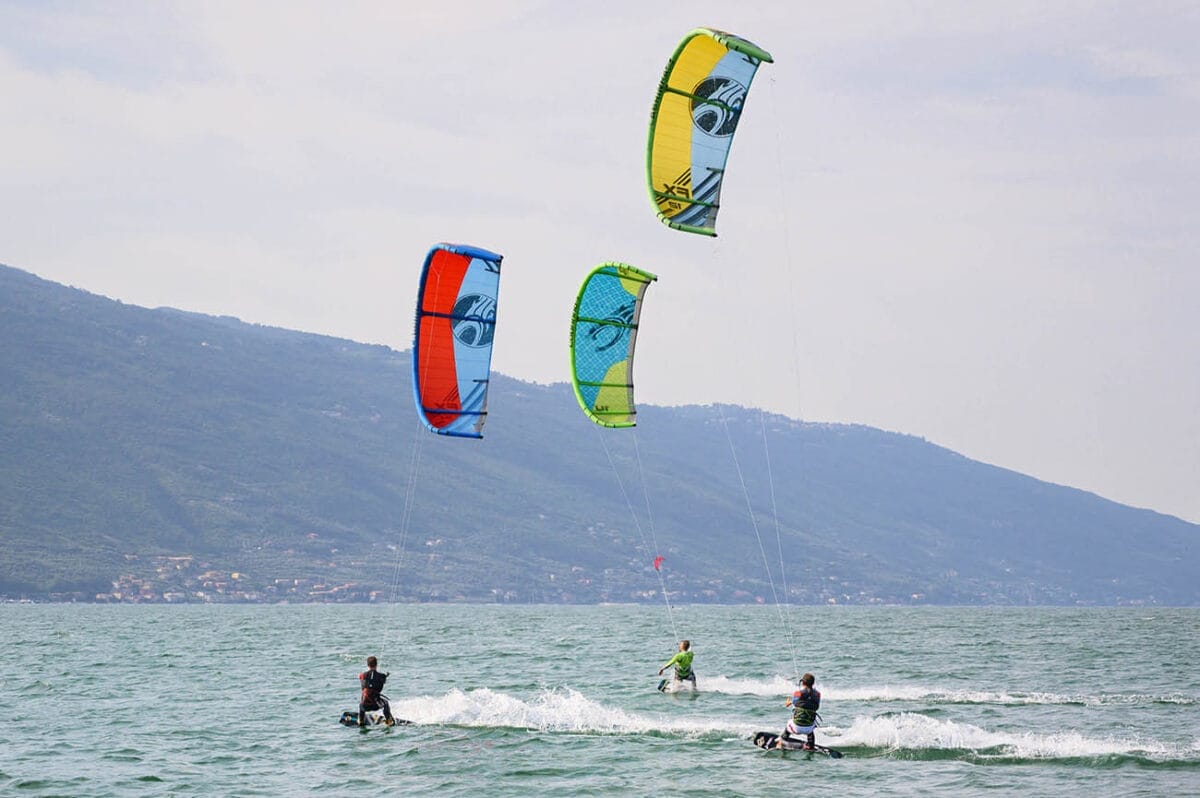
[777,672,820,750]
[358,655,394,727]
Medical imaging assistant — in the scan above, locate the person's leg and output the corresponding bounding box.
[776,721,794,749]
[358,702,367,726]
[381,697,394,723]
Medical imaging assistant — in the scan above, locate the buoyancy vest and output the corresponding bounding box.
[670,650,694,679]
[791,686,821,727]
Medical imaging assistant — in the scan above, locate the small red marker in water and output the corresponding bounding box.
[653,555,664,571]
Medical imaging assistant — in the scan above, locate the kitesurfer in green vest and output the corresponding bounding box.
[777,672,821,749]
[658,639,696,688]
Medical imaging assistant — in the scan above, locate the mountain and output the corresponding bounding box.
[1,263,1196,604]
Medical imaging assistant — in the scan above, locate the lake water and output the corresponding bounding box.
[2,604,1198,796]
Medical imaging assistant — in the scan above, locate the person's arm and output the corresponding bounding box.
[658,653,679,675]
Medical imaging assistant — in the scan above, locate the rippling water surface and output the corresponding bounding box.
[2,605,1198,796]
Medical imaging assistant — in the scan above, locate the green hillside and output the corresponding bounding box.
[2,264,1196,604]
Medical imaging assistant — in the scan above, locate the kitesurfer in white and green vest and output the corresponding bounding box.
[777,672,821,749]
[658,639,696,688]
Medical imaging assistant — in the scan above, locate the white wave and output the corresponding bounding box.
[697,679,990,702]
[831,685,1197,706]
[830,685,1066,704]
[698,674,796,696]
[826,712,1178,759]
[703,679,1197,707]
[384,689,1193,760]
[692,676,1130,706]
[389,687,750,737]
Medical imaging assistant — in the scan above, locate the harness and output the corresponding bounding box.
[791,686,821,727]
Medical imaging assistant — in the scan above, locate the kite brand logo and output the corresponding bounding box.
[587,301,635,352]
[658,169,691,211]
[451,294,496,347]
[691,76,745,137]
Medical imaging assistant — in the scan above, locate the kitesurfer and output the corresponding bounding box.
[357,655,395,727]
[658,639,696,688]
[777,672,820,750]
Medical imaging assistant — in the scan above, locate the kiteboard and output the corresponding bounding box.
[752,732,843,758]
[657,677,698,694]
[338,710,411,728]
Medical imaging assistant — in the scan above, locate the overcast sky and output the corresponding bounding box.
[2,2,1197,523]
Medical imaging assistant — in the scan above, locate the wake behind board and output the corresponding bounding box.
[753,732,843,758]
[657,678,698,694]
[338,710,412,727]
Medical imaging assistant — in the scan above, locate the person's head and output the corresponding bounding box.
[680,640,690,651]
[800,672,815,687]
[367,655,378,669]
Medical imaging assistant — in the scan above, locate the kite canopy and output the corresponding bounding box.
[412,243,503,438]
[646,28,773,236]
[569,262,657,428]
